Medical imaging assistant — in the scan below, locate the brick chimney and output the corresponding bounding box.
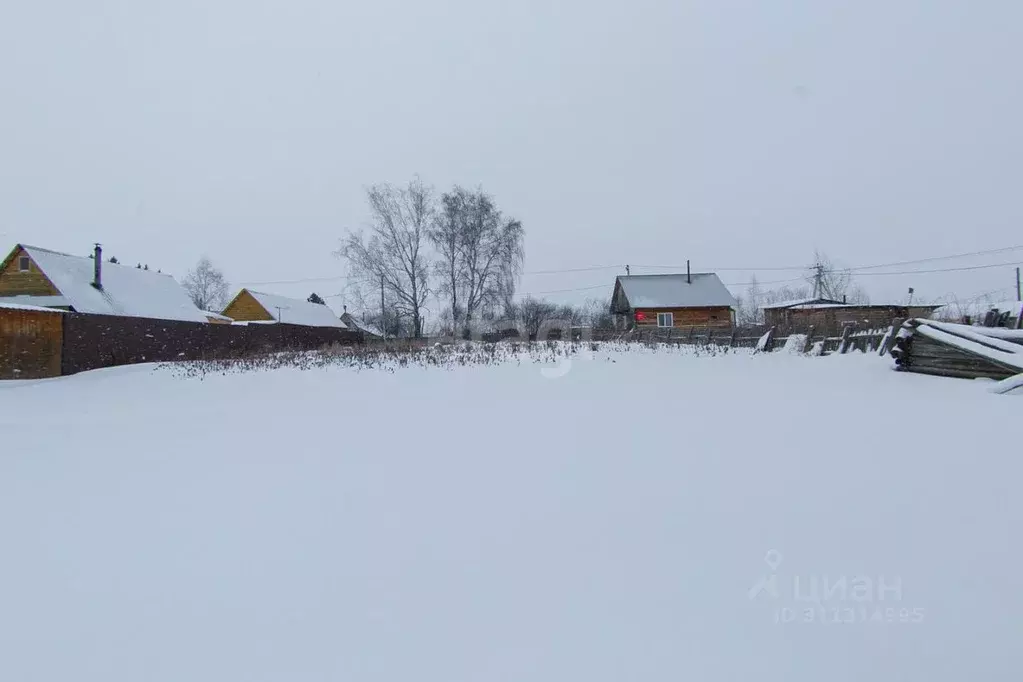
[92,243,102,289]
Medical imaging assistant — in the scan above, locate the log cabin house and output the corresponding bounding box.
[0,243,209,322]
[222,289,348,328]
[611,273,737,330]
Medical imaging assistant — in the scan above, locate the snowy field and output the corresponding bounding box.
[1,345,1019,681]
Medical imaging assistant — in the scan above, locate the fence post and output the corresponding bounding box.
[763,326,776,352]
[706,329,714,347]
[729,328,738,348]
[802,325,816,354]
[879,318,904,356]
[838,324,853,354]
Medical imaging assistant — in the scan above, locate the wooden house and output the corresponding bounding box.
[611,273,737,330]
[340,308,384,339]
[0,243,208,322]
[222,289,348,328]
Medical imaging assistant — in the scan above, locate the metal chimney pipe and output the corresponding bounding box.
[687,259,691,284]
[93,243,103,289]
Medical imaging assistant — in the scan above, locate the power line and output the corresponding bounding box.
[852,260,1022,277]
[848,245,1023,272]
[238,274,356,286]
[238,244,1023,293]
[634,263,807,272]
[523,264,623,275]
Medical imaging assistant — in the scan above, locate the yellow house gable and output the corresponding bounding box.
[0,245,62,298]
[221,289,275,322]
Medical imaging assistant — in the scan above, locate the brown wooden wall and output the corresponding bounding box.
[765,306,917,334]
[60,313,362,376]
[0,308,63,379]
[633,307,733,329]
[0,246,61,297]
[222,290,274,322]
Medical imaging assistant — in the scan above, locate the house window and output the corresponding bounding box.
[657,312,674,328]
[18,256,30,272]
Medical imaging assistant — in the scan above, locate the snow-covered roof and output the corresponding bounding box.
[0,301,66,314]
[341,314,383,337]
[762,297,845,310]
[615,274,737,309]
[12,245,208,323]
[202,310,233,322]
[765,299,942,311]
[244,290,347,328]
[0,295,71,308]
[786,303,851,310]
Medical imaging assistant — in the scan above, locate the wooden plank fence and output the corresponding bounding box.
[590,319,905,357]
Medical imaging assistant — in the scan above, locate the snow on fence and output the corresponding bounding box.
[597,321,898,357]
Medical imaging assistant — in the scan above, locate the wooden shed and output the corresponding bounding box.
[611,273,737,330]
[764,299,941,334]
[340,309,384,339]
[0,302,64,379]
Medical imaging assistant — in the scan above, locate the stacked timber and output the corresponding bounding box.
[891,319,1023,381]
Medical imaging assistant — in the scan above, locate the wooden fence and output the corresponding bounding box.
[0,309,363,379]
[589,319,904,357]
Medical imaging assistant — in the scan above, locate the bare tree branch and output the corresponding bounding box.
[336,178,433,337]
[182,257,230,312]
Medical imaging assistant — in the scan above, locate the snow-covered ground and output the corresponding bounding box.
[1,346,1019,681]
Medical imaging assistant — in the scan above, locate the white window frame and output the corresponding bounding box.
[17,256,30,272]
[656,312,674,328]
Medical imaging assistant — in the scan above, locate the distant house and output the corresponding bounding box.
[222,289,347,328]
[611,273,737,330]
[340,308,383,339]
[763,298,942,331]
[0,243,208,322]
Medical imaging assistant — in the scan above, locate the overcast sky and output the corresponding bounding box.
[2,0,1021,313]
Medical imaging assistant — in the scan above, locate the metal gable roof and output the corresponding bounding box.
[615,273,737,310]
[13,245,208,322]
[244,290,348,328]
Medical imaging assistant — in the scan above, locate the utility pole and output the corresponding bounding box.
[626,264,630,276]
[1017,267,1021,302]
[811,262,823,299]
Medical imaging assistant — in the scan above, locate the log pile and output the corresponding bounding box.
[891,319,1023,381]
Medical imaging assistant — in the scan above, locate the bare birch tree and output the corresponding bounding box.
[337,179,433,337]
[182,257,229,312]
[429,188,468,330]
[433,186,524,333]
